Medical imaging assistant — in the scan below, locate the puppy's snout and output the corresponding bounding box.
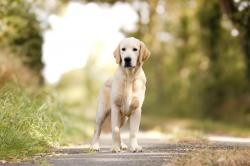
[124,57,132,68]
[124,57,131,63]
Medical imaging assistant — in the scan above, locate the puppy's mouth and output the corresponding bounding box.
[124,63,135,69]
[124,63,131,68]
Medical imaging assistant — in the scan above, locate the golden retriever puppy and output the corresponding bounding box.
[90,37,150,152]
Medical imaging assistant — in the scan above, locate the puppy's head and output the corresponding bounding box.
[113,37,150,68]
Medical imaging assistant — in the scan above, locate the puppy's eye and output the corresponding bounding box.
[121,48,126,51]
[133,48,138,51]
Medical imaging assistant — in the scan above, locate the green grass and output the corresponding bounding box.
[141,114,250,138]
[0,83,63,161]
[0,82,94,161]
[188,118,250,137]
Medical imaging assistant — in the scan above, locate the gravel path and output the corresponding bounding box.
[3,135,250,166]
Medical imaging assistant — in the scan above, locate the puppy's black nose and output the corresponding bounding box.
[124,57,131,63]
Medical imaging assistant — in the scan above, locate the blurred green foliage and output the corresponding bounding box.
[0,0,43,82]
[55,53,108,144]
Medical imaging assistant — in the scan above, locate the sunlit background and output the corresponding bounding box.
[0,0,250,160]
[43,2,138,83]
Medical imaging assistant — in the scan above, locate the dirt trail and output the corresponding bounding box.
[4,133,250,166]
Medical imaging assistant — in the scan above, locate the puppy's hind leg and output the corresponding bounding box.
[90,88,110,151]
[91,107,109,151]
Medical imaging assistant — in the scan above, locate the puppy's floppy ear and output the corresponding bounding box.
[113,44,121,64]
[139,41,150,64]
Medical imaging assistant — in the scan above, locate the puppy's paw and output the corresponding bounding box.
[129,145,142,153]
[111,145,121,153]
[120,142,128,150]
[89,143,100,152]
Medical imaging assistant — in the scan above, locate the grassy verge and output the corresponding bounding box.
[0,83,63,161]
[167,148,250,166]
[141,114,250,138]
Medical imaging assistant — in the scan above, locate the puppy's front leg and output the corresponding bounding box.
[129,110,142,152]
[111,105,121,152]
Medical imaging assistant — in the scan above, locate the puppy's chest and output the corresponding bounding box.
[114,81,136,114]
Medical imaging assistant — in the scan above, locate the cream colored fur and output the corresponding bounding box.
[90,37,150,152]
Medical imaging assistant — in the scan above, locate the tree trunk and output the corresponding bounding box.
[242,29,250,79]
[219,0,250,80]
